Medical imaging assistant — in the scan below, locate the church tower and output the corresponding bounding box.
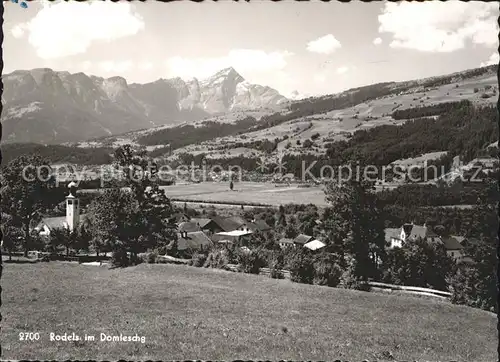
[66,181,80,232]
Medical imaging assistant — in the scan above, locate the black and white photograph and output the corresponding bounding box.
[0,0,499,360]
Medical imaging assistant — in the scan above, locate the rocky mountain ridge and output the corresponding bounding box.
[1,67,288,144]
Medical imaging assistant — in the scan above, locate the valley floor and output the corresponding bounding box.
[2,262,496,360]
[158,182,402,207]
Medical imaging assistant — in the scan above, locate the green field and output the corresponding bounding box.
[2,262,496,360]
[160,182,328,206]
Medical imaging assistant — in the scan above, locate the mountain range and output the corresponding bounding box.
[1,67,288,144]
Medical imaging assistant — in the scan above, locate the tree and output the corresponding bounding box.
[297,209,319,236]
[448,237,496,312]
[230,181,234,191]
[303,139,314,148]
[313,252,343,287]
[289,249,315,284]
[283,223,299,239]
[275,206,287,230]
[50,227,79,257]
[85,189,121,257]
[322,179,386,283]
[1,213,23,260]
[1,155,55,256]
[110,145,177,262]
[382,238,455,291]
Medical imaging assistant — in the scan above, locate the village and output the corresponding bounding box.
[26,168,476,290]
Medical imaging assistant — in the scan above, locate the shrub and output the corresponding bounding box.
[111,247,129,268]
[269,253,285,279]
[303,139,314,148]
[147,251,158,264]
[289,250,315,284]
[474,88,479,93]
[311,133,320,140]
[481,93,491,99]
[237,250,262,274]
[203,249,229,270]
[155,245,167,256]
[313,254,343,287]
[339,256,371,291]
[191,252,208,267]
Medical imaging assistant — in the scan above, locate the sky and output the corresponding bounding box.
[3,0,499,97]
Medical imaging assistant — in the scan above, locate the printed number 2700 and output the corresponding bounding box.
[19,332,40,341]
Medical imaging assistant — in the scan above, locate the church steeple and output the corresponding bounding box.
[66,181,80,232]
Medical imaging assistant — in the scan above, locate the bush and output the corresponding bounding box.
[111,248,129,268]
[237,250,263,274]
[339,256,371,291]
[203,249,229,270]
[269,253,285,279]
[289,250,315,284]
[303,139,314,148]
[147,251,158,264]
[311,133,320,140]
[191,252,208,267]
[155,245,167,256]
[448,264,496,313]
[313,254,343,287]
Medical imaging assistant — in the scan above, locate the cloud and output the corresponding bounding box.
[166,49,293,79]
[138,61,154,71]
[480,52,499,67]
[313,74,327,84]
[81,61,92,71]
[373,37,383,46]
[11,24,27,38]
[306,34,342,54]
[337,66,350,74]
[12,1,144,59]
[98,60,134,73]
[378,2,498,52]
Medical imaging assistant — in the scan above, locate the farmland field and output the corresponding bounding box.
[2,262,496,360]
[160,182,328,206]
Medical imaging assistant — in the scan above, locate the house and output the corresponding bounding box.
[277,238,294,249]
[35,181,87,237]
[384,228,403,249]
[293,234,314,246]
[304,239,326,251]
[440,236,465,262]
[385,223,441,250]
[170,213,190,224]
[168,231,213,252]
[400,223,439,243]
[211,216,242,232]
[213,229,253,244]
[251,219,272,233]
[177,221,202,233]
[211,216,270,234]
[190,218,223,234]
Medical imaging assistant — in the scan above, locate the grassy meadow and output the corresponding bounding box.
[2,262,497,360]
